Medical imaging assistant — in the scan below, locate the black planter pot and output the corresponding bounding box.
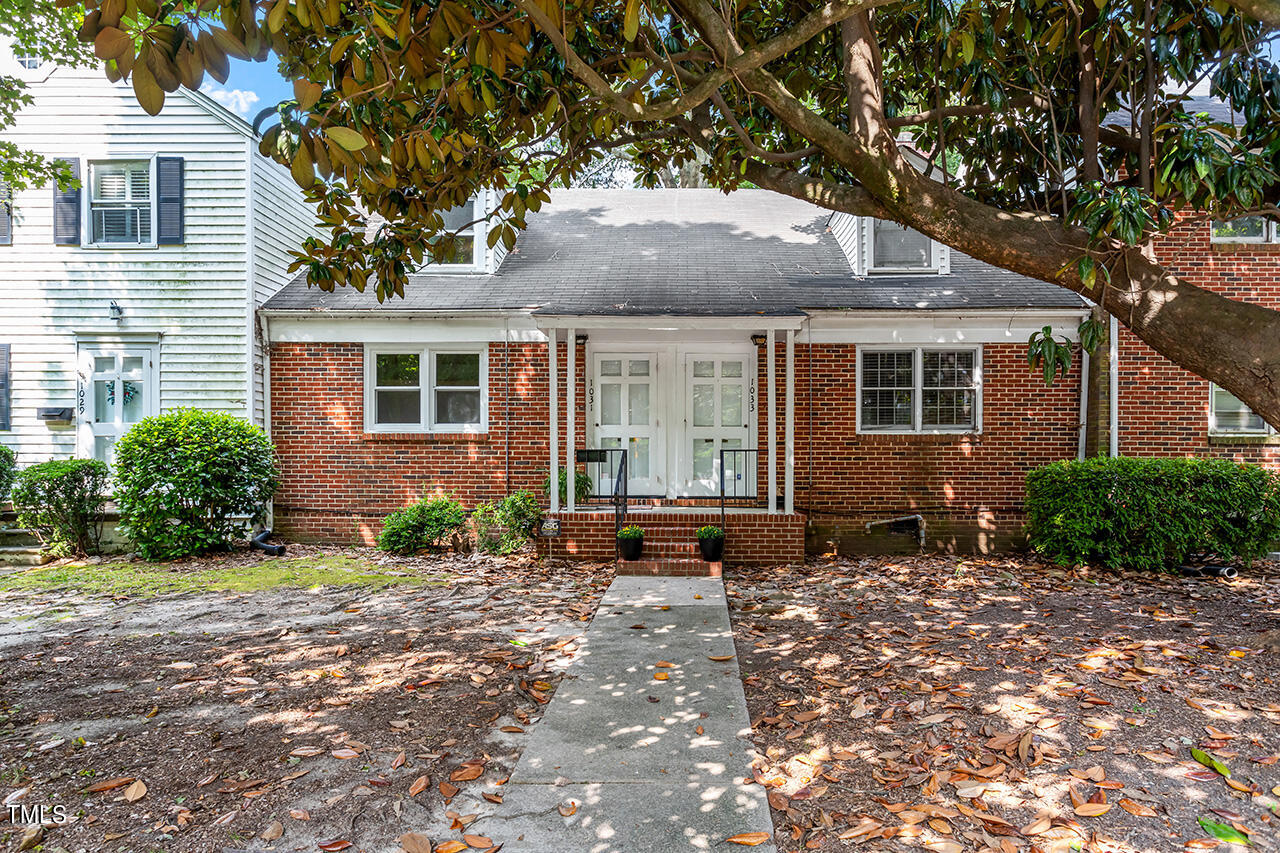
[618,536,643,561]
[698,535,725,562]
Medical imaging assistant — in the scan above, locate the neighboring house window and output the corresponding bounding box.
[1211,216,1278,243]
[366,346,487,432]
[14,54,41,70]
[89,160,153,245]
[871,219,933,271]
[858,347,980,433]
[1209,385,1271,435]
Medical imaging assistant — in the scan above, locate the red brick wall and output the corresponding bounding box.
[1116,215,1280,465]
[785,342,1082,553]
[538,510,806,565]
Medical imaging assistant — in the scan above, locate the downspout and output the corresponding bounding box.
[1108,314,1119,457]
[258,312,274,530]
[504,316,511,495]
[243,138,258,423]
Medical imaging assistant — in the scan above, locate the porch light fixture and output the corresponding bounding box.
[109,300,123,322]
[575,333,588,345]
[750,334,767,346]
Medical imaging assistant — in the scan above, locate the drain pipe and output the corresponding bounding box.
[1108,315,1119,457]
[1076,347,1089,461]
[865,514,925,549]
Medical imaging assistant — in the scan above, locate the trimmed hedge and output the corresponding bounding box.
[11,458,110,556]
[0,444,14,500]
[474,490,542,555]
[114,410,280,561]
[1025,457,1280,571]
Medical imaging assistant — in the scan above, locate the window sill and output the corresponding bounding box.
[81,243,159,250]
[857,430,982,442]
[1210,241,1280,253]
[868,268,941,275]
[1208,433,1280,446]
[361,430,489,443]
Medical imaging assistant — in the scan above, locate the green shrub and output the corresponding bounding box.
[545,468,592,505]
[617,524,644,539]
[0,445,15,500]
[1025,457,1280,572]
[696,525,723,540]
[11,459,110,556]
[113,410,280,561]
[474,490,543,555]
[377,495,468,555]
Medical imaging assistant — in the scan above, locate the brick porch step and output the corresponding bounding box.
[616,559,723,577]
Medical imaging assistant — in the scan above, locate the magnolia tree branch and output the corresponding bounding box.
[1223,0,1280,28]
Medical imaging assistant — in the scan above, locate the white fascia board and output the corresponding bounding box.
[806,308,1089,344]
[263,311,543,343]
[175,87,257,139]
[534,314,807,331]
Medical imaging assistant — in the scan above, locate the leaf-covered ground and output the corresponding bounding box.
[727,556,1280,853]
[0,548,607,853]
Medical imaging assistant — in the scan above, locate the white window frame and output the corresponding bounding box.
[864,217,944,274]
[855,345,983,435]
[364,344,487,434]
[417,196,488,273]
[84,156,158,249]
[1208,383,1273,436]
[1210,216,1278,244]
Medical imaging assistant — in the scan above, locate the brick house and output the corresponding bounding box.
[259,185,1278,564]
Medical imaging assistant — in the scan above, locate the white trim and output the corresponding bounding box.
[244,138,257,422]
[1208,383,1273,436]
[362,344,488,434]
[549,331,559,513]
[784,329,794,515]
[807,309,1087,344]
[1209,217,1278,244]
[566,327,575,513]
[265,314,542,344]
[536,315,806,331]
[855,344,984,435]
[766,328,777,515]
[864,217,941,275]
[75,341,161,461]
[1108,315,1119,457]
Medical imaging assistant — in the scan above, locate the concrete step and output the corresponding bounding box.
[0,546,50,567]
[0,527,40,548]
[616,558,722,577]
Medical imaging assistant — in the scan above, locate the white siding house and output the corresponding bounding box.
[0,45,320,465]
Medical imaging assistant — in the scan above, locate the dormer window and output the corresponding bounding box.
[870,219,935,272]
[423,196,488,272]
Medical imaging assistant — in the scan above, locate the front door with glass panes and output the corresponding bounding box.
[591,354,661,495]
[684,355,752,497]
[78,345,156,465]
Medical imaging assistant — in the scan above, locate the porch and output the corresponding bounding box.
[536,316,807,567]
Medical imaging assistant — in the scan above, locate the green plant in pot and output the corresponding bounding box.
[617,524,644,561]
[696,525,725,562]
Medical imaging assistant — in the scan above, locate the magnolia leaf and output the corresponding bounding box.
[1197,817,1250,845]
[726,832,772,846]
[94,26,131,60]
[623,0,640,41]
[267,0,289,33]
[131,62,164,116]
[1192,747,1232,777]
[325,127,368,151]
[123,779,147,802]
[1073,802,1112,817]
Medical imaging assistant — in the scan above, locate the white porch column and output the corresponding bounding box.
[549,330,559,514]
[566,327,576,513]
[784,328,795,515]
[766,329,777,514]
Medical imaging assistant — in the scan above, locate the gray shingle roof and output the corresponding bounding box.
[263,189,1085,315]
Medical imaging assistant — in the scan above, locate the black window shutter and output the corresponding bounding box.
[0,184,11,246]
[156,156,184,245]
[52,159,80,245]
[0,344,10,432]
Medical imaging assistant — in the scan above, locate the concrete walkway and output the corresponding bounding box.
[468,576,775,852]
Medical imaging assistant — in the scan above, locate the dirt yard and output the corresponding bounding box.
[0,547,608,853]
[727,556,1280,853]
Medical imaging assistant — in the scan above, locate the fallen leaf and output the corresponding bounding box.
[124,780,147,802]
[559,800,578,817]
[462,834,492,848]
[654,672,669,681]
[726,832,772,846]
[1074,803,1112,817]
[450,765,484,782]
[392,751,406,770]
[290,809,311,820]
[86,777,134,793]
[440,781,460,798]
[1192,747,1232,778]
[331,748,360,760]
[318,841,353,851]
[398,833,432,853]
[436,842,468,853]
[262,821,285,841]
[1197,817,1249,845]
[409,775,429,797]
[707,655,733,662]
[1118,799,1158,817]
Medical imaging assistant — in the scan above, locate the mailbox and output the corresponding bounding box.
[36,407,73,423]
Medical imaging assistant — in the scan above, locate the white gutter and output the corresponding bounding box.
[1109,315,1119,457]
[244,139,257,423]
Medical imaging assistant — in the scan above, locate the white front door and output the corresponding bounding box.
[78,345,157,465]
[684,355,753,497]
[591,353,663,495]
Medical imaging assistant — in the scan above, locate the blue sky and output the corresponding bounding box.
[199,58,291,120]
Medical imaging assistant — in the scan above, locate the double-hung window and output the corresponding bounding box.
[366,346,486,432]
[859,347,980,433]
[1209,385,1272,435]
[870,219,934,272]
[1211,216,1278,243]
[419,197,487,271]
[89,160,153,245]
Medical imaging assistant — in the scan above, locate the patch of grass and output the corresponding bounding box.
[0,555,449,597]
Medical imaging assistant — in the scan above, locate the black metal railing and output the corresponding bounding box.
[719,447,759,532]
[576,448,628,553]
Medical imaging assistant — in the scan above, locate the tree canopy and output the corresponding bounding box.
[52,0,1280,423]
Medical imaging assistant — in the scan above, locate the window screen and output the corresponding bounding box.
[860,350,915,429]
[90,161,152,244]
[872,219,931,269]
